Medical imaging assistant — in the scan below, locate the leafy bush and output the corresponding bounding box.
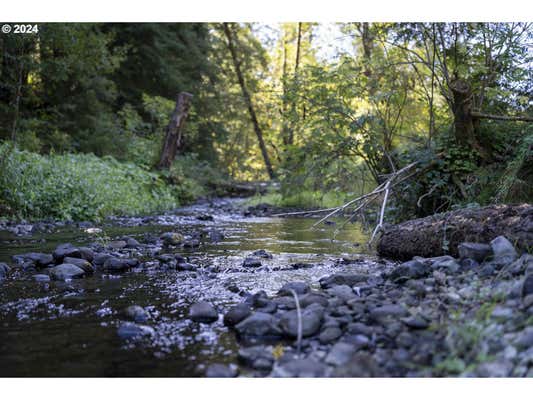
[0,142,181,221]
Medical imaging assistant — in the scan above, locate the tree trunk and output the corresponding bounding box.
[449,78,476,146]
[377,204,533,260]
[222,23,275,179]
[286,22,302,146]
[157,92,193,170]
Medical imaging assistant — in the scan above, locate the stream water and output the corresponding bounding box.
[0,198,378,377]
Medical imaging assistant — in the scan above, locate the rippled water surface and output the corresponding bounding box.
[0,199,378,376]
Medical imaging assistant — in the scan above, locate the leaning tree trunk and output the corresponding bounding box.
[222,23,275,179]
[377,204,533,260]
[157,92,193,170]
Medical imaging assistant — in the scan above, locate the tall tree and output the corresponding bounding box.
[222,22,275,179]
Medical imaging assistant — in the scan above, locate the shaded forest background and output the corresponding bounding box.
[0,23,532,221]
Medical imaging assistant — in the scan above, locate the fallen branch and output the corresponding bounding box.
[471,112,533,122]
[289,289,303,357]
[369,180,391,244]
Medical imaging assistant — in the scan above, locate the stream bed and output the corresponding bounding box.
[0,198,378,377]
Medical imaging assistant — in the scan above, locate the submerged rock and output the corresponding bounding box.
[49,263,86,280]
[103,257,138,272]
[117,323,154,340]
[124,305,149,323]
[12,252,54,268]
[0,262,10,278]
[251,249,273,259]
[242,257,262,268]
[189,302,218,323]
[205,363,238,378]
[160,232,184,246]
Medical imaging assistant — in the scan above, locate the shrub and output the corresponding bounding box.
[0,142,180,221]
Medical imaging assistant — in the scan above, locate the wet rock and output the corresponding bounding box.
[325,342,357,366]
[347,322,374,336]
[32,274,50,282]
[224,303,252,327]
[251,249,273,259]
[327,285,356,302]
[479,263,496,277]
[490,236,518,261]
[93,253,112,266]
[189,302,218,323]
[183,239,200,248]
[460,257,480,270]
[279,305,324,338]
[206,363,238,378]
[103,257,138,272]
[432,257,461,274]
[124,305,149,323]
[108,240,127,250]
[63,257,94,274]
[235,312,282,338]
[78,247,95,262]
[389,260,430,282]
[290,262,313,270]
[238,346,274,371]
[401,315,429,329]
[510,254,533,275]
[319,273,369,289]
[208,229,224,242]
[272,357,327,377]
[514,327,533,349]
[319,326,343,344]
[12,252,54,268]
[196,214,214,221]
[278,281,310,296]
[52,243,81,262]
[332,353,382,377]
[49,263,86,280]
[369,304,408,321]
[476,360,513,377]
[255,301,277,314]
[457,242,492,262]
[0,262,10,278]
[117,323,154,340]
[299,292,329,308]
[160,232,184,246]
[177,262,197,271]
[521,274,533,299]
[242,257,262,268]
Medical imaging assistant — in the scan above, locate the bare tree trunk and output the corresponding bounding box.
[286,22,302,146]
[222,23,275,179]
[449,78,476,145]
[157,92,193,170]
[11,59,23,143]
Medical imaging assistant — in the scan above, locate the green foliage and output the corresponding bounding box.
[0,142,180,221]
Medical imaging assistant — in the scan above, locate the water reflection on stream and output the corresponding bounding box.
[0,200,379,376]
